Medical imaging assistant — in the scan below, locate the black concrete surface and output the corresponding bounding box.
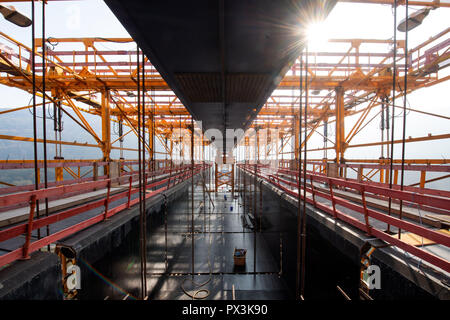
[240,170,360,300]
[0,251,62,300]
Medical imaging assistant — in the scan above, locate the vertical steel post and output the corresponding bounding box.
[259,180,262,233]
[164,195,168,274]
[127,176,132,208]
[300,45,309,298]
[294,114,300,169]
[41,1,50,243]
[253,128,258,273]
[243,138,247,217]
[335,86,345,168]
[202,135,206,231]
[137,47,146,299]
[141,52,148,295]
[101,90,111,175]
[22,195,37,260]
[191,117,195,278]
[398,0,409,238]
[258,132,262,232]
[237,143,241,193]
[296,53,303,300]
[380,96,385,158]
[387,0,398,233]
[31,0,41,239]
[104,181,111,220]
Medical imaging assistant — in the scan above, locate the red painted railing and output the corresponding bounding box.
[274,159,450,196]
[0,164,209,268]
[275,167,450,215]
[0,159,184,197]
[239,164,450,273]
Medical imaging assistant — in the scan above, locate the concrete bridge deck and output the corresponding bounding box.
[0,164,448,300]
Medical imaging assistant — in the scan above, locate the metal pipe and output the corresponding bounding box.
[279,232,283,276]
[191,117,194,278]
[387,0,398,233]
[296,52,303,300]
[164,194,168,273]
[300,45,309,298]
[151,65,156,183]
[202,134,206,231]
[243,141,246,219]
[41,1,50,242]
[380,96,385,158]
[253,128,257,274]
[398,0,409,238]
[31,0,40,239]
[136,46,145,299]
[141,51,148,295]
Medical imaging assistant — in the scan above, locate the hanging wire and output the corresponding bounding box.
[46,37,59,50]
[141,50,148,295]
[136,46,147,300]
[112,120,120,135]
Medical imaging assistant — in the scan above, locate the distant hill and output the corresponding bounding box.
[0,107,143,186]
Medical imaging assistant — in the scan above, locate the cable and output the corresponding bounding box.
[112,120,121,136]
[46,37,59,50]
[180,203,213,300]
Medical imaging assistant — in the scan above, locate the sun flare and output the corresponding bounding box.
[305,21,329,50]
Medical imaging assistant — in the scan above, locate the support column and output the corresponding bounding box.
[214,162,218,193]
[335,86,346,171]
[101,90,111,176]
[231,163,235,194]
[148,110,155,173]
[256,128,260,166]
[55,166,63,182]
[294,114,300,170]
[52,90,64,180]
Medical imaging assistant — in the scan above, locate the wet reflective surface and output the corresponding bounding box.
[80,175,360,300]
[79,181,292,300]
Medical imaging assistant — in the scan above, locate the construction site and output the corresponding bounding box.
[0,0,449,302]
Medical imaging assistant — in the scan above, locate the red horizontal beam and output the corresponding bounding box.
[307,161,450,173]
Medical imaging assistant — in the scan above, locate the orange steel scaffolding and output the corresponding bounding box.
[0,1,449,294]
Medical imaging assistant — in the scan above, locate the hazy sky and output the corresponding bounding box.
[0,1,449,168]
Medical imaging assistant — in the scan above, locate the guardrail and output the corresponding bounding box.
[275,167,450,206]
[238,164,450,273]
[0,164,209,268]
[0,159,181,196]
[265,159,450,192]
[0,163,195,214]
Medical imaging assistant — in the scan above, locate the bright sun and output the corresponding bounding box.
[305,21,329,50]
